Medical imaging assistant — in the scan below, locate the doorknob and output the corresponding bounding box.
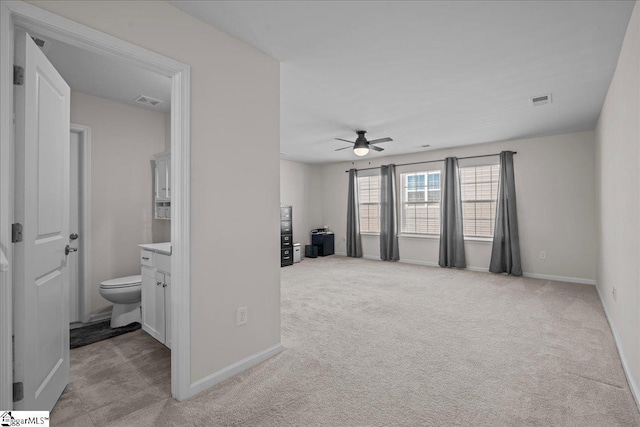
[70,233,79,240]
[65,245,78,255]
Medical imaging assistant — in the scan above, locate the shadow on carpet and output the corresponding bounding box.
[70,321,141,349]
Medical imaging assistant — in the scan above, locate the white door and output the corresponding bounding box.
[69,132,80,323]
[13,31,71,411]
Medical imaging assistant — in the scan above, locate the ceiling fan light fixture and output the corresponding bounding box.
[335,130,391,156]
[354,146,369,156]
[353,140,369,156]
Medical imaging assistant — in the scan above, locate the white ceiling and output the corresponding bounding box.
[34,35,171,113]
[169,0,634,163]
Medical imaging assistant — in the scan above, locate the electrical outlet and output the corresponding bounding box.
[539,251,547,260]
[237,307,248,326]
[612,287,617,301]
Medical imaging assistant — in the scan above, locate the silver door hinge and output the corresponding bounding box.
[11,223,23,243]
[13,382,23,402]
[13,65,24,86]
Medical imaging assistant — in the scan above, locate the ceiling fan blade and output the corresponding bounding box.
[368,137,393,145]
[335,138,355,144]
[334,146,353,151]
[370,145,384,152]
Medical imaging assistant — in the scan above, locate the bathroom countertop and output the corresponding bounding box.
[139,242,171,255]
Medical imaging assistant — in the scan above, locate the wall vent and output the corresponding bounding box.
[134,95,164,107]
[530,93,552,107]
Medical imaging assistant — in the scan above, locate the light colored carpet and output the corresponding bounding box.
[107,256,639,426]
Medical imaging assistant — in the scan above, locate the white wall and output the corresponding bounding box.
[70,91,166,316]
[32,0,281,385]
[280,159,323,246]
[321,131,597,283]
[595,0,639,403]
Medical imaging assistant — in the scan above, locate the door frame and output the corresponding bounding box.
[70,123,92,324]
[0,0,192,407]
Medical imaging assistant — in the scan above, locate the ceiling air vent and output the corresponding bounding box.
[530,93,552,107]
[134,95,164,107]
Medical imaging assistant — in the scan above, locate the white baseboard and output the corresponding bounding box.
[521,272,595,285]
[189,342,284,398]
[89,310,112,323]
[595,284,640,412]
[392,258,439,268]
[334,253,595,285]
[398,258,493,273]
[466,266,489,273]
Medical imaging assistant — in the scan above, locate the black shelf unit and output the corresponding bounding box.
[280,206,293,267]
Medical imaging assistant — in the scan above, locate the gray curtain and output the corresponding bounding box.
[439,157,466,268]
[346,168,363,257]
[380,165,400,261]
[490,151,522,275]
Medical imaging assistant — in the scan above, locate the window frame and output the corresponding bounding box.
[353,163,501,241]
[357,172,381,235]
[399,169,442,236]
[459,164,500,239]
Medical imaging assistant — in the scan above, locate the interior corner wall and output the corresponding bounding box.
[280,160,323,246]
[595,0,640,402]
[30,0,281,386]
[320,131,597,283]
[70,91,166,316]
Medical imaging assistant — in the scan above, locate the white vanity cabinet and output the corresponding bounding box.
[164,273,171,348]
[139,243,171,348]
[141,267,164,342]
[153,151,171,219]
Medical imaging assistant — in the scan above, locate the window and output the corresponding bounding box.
[460,165,500,238]
[358,175,380,233]
[401,170,441,235]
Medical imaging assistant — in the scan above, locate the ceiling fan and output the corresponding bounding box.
[335,130,393,156]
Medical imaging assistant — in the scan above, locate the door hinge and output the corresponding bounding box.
[13,65,24,86]
[13,382,23,402]
[11,223,23,243]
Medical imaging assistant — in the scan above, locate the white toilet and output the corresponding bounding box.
[98,275,142,328]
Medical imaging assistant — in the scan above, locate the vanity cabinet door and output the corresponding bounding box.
[164,274,171,349]
[141,267,165,343]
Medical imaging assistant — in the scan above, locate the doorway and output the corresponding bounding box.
[69,124,91,325]
[0,1,192,409]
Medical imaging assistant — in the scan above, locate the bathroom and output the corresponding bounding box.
[32,32,175,413]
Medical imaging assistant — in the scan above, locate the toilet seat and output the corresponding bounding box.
[100,274,142,289]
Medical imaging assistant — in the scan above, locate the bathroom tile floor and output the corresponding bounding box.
[51,329,171,427]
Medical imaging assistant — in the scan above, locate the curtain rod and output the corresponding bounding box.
[344,152,517,173]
